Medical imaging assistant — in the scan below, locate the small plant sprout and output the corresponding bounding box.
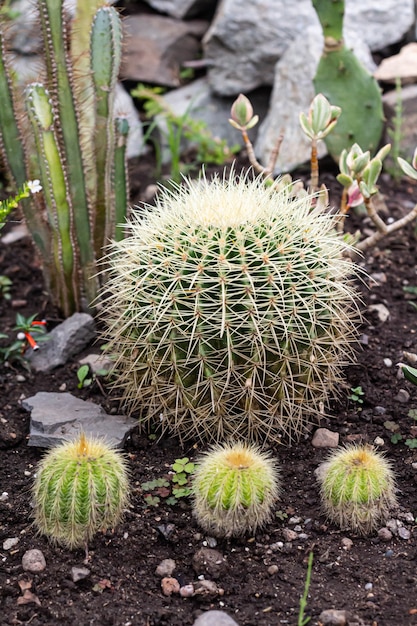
[192,441,280,538]
[348,385,365,407]
[141,457,195,507]
[33,432,129,557]
[298,551,314,626]
[318,444,397,535]
[0,180,42,229]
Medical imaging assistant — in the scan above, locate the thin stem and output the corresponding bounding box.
[310,138,319,193]
[354,201,417,254]
[298,551,313,626]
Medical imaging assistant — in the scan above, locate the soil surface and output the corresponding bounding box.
[2,155,417,626]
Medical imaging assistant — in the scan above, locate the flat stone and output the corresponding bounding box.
[78,353,114,374]
[22,392,137,448]
[145,0,216,19]
[71,566,91,582]
[27,313,96,373]
[311,428,339,448]
[193,611,240,626]
[155,558,176,577]
[192,547,227,579]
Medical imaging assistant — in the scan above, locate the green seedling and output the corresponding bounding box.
[0,180,42,229]
[349,386,365,406]
[0,275,12,300]
[141,458,195,507]
[192,441,280,537]
[298,552,314,626]
[76,364,108,389]
[318,444,397,535]
[33,432,129,556]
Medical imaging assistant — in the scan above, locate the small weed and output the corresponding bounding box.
[140,457,195,507]
[298,551,313,626]
[0,275,12,300]
[348,386,364,407]
[275,510,288,522]
[405,438,417,449]
[76,364,108,389]
[390,432,403,444]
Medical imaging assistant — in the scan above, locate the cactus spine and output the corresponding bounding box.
[0,1,128,316]
[192,441,280,537]
[101,170,360,444]
[33,433,129,550]
[318,445,397,535]
[312,0,384,160]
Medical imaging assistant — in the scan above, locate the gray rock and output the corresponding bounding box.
[144,0,217,19]
[398,526,411,540]
[368,303,390,323]
[78,353,114,375]
[22,549,46,574]
[121,14,208,88]
[22,392,137,448]
[394,389,410,403]
[155,77,269,162]
[3,537,19,550]
[193,611,240,626]
[255,26,376,172]
[204,0,414,95]
[26,313,95,373]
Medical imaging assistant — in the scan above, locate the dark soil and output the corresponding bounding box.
[2,155,417,626]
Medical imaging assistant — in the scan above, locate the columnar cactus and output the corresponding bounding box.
[192,441,280,537]
[318,445,397,535]
[33,433,129,550]
[0,0,129,316]
[312,0,384,160]
[101,170,361,444]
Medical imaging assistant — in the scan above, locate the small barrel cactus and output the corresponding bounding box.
[101,169,360,444]
[33,433,129,550]
[192,441,280,537]
[318,444,397,535]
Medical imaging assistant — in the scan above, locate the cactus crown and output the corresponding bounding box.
[101,169,360,445]
[33,433,129,550]
[319,444,397,534]
[192,441,280,537]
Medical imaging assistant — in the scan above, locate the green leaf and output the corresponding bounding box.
[401,364,417,386]
[398,157,417,181]
[405,438,417,449]
[408,409,417,420]
[390,432,403,444]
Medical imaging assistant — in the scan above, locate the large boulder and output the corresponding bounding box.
[203,0,415,95]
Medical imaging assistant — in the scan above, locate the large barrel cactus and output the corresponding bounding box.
[101,170,360,444]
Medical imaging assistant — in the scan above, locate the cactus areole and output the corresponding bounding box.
[101,170,360,444]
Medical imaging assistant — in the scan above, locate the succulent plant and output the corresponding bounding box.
[318,444,397,535]
[312,0,384,161]
[101,169,360,444]
[0,0,129,316]
[33,433,129,550]
[192,441,280,537]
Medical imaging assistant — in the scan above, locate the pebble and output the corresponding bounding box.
[373,436,385,446]
[365,582,373,591]
[3,537,19,550]
[161,577,180,596]
[180,583,195,597]
[21,549,46,573]
[394,389,410,403]
[398,526,411,540]
[205,536,217,548]
[377,527,393,542]
[193,579,221,596]
[341,537,353,551]
[269,541,283,551]
[155,558,176,577]
[192,610,240,626]
[311,428,339,448]
[15,374,26,382]
[192,548,227,580]
[368,303,390,323]
[318,609,348,625]
[385,549,394,558]
[383,358,393,367]
[0,492,8,502]
[282,528,298,542]
[71,566,91,582]
[267,564,278,575]
[386,519,399,535]
[374,406,386,416]
[288,516,302,525]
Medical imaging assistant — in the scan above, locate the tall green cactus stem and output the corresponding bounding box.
[100,170,361,445]
[114,117,130,242]
[312,0,384,160]
[0,1,129,317]
[318,445,397,535]
[91,6,122,254]
[192,441,280,537]
[33,432,129,550]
